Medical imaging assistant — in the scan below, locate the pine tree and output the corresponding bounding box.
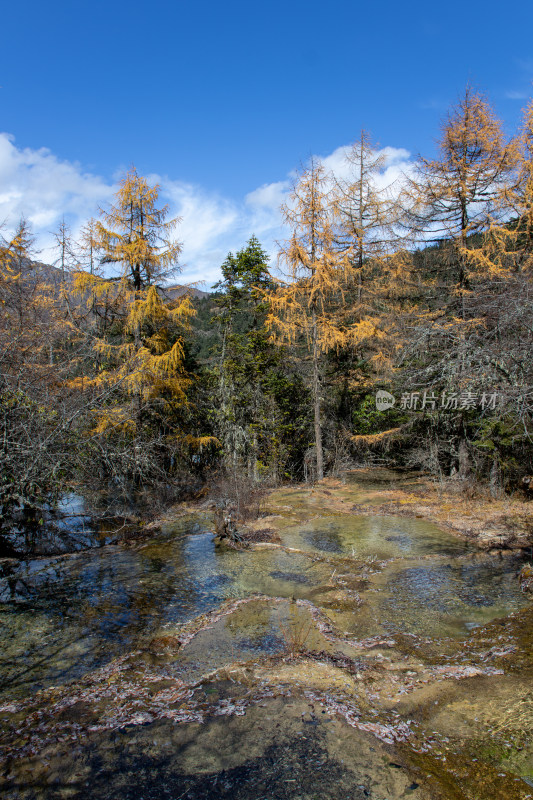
[213,237,275,481]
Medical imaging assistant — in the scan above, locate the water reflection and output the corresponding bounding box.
[0,524,335,697]
[281,514,471,560]
[378,556,528,637]
[0,502,529,700]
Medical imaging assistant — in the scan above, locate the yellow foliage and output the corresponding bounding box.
[179,434,221,450]
[78,275,196,421]
[351,427,402,448]
[97,166,182,289]
[91,407,137,435]
[72,270,126,301]
[370,351,393,374]
[465,98,533,279]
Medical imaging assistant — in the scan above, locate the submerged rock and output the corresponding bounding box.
[518,563,533,593]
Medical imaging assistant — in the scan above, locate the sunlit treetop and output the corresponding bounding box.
[97,167,182,290]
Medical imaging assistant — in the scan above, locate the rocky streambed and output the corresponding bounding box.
[0,471,532,799]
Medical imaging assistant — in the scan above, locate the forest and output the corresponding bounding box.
[1,86,532,553]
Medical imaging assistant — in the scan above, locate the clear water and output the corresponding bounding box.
[0,523,338,697]
[280,513,471,559]
[1,474,532,799]
[0,492,528,701]
[373,555,528,638]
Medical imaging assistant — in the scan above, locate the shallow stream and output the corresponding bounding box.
[0,473,532,798]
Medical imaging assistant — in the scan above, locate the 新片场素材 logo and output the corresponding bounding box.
[375,390,396,411]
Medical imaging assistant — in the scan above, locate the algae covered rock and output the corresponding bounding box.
[518,563,533,593]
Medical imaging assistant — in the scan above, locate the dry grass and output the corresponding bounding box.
[384,484,532,548]
[350,428,403,448]
[487,689,533,741]
[277,608,314,659]
[239,526,281,544]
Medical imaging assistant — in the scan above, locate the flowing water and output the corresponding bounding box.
[0,474,531,799]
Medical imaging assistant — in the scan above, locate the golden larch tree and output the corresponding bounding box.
[404,86,518,287]
[97,166,182,290]
[71,169,194,441]
[267,159,375,480]
[485,97,533,275]
[333,130,397,303]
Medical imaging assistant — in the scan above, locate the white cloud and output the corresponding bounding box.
[246,180,289,212]
[321,144,353,180]
[505,90,529,101]
[161,179,241,286]
[247,143,414,218]
[0,132,114,260]
[0,132,416,288]
[374,147,415,193]
[244,180,290,266]
[0,132,282,286]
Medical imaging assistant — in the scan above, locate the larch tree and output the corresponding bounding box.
[267,159,375,481]
[53,219,78,279]
[96,166,182,291]
[69,170,200,490]
[333,130,397,303]
[397,92,521,485]
[86,166,187,386]
[74,218,120,333]
[330,130,410,399]
[453,98,533,490]
[404,86,518,288]
[89,285,195,426]
[68,278,199,493]
[79,218,99,276]
[0,218,40,329]
[458,99,533,280]
[490,97,533,275]
[516,98,533,268]
[51,217,82,325]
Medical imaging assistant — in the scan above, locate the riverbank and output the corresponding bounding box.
[234,471,533,552]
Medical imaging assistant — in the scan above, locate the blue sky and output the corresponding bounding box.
[1,0,532,285]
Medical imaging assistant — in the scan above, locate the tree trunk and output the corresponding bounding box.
[312,312,324,481]
[252,430,259,484]
[458,437,470,480]
[489,455,502,498]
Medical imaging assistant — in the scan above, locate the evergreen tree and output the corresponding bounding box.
[213,237,279,481]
